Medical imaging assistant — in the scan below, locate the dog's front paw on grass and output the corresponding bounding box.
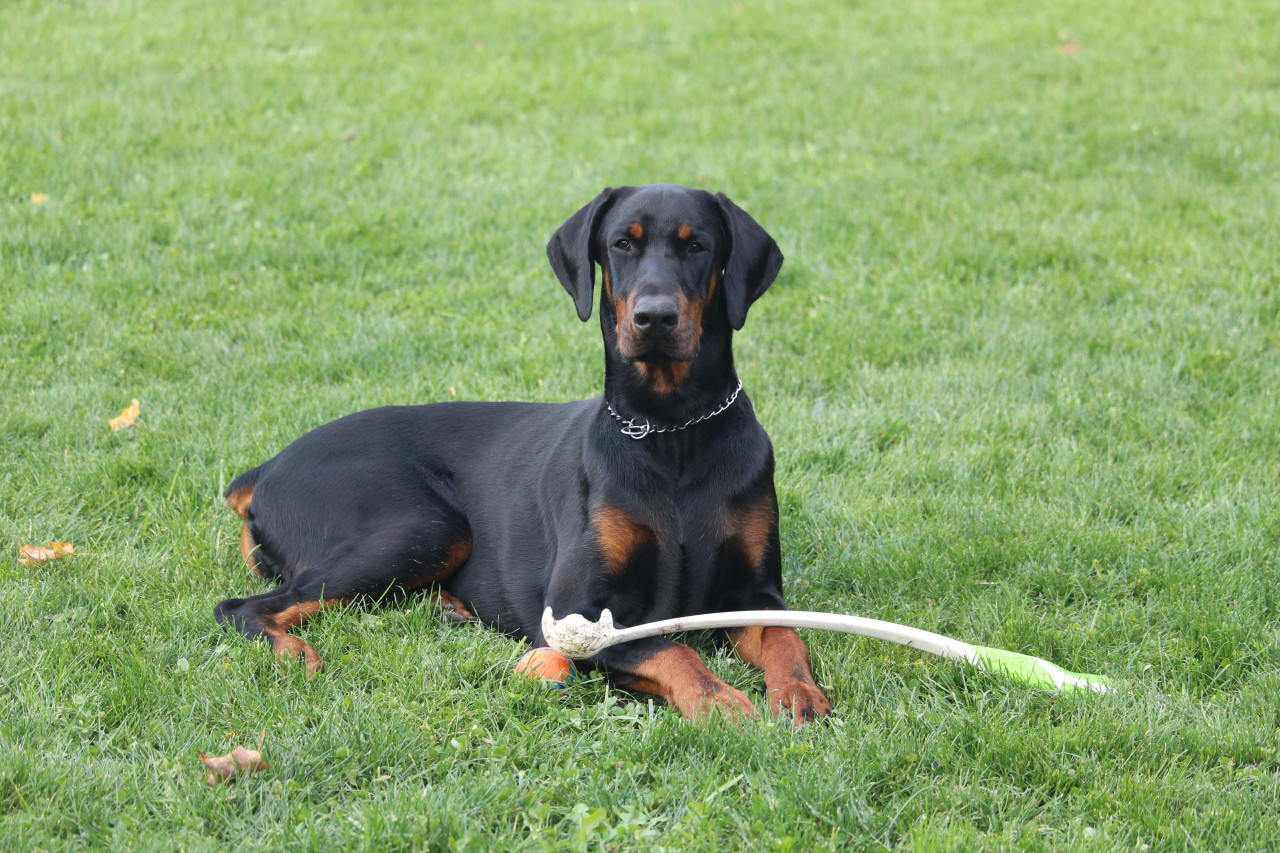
[767,679,833,726]
[678,684,760,723]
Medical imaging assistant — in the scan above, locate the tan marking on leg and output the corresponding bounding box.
[430,589,476,622]
[226,485,254,519]
[621,644,757,722]
[239,523,263,577]
[443,537,472,572]
[228,485,262,574]
[404,531,474,590]
[730,625,831,724]
[266,599,347,677]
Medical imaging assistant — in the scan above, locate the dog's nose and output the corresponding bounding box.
[632,296,680,335]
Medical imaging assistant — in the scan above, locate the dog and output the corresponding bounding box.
[215,184,832,723]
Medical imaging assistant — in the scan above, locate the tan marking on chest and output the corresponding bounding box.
[734,503,777,567]
[594,507,657,576]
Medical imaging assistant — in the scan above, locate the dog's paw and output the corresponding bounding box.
[274,636,326,678]
[432,590,478,623]
[767,679,832,725]
[681,684,760,724]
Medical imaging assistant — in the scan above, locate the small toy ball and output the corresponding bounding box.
[514,647,578,688]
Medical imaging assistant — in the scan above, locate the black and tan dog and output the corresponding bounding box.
[216,184,832,723]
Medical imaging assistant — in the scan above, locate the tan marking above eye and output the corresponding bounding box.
[677,224,693,240]
[628,222,644,239]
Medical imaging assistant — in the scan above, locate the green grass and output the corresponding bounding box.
[3,0,1279,849]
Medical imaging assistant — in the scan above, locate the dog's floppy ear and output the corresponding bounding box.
[547,187,617,322]
[715,193,784,330]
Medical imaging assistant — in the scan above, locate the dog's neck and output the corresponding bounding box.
[601,327,741,435]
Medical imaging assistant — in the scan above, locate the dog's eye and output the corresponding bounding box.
[687,242,704,254]
[613,238,632,252]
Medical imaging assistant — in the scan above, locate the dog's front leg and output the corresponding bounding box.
[587,634,758,722]
[538,501,758,722]
[723,489,833,724]
[540,577,756,721]
[727,623,832,724]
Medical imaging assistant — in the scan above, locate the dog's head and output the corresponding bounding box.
[547,184,783,391]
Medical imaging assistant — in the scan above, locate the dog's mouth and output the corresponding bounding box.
[620,337,698,366]
[618,337,699,394]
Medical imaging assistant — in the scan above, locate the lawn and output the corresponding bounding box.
[3,0,1279,849]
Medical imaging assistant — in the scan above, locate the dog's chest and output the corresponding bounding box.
[601,482,750,618]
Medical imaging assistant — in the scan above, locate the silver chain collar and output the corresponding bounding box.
[605,379,744,440]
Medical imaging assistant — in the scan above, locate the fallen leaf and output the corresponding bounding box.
[31,192,50,205]
[19,542,75,566]
[109,398,141,431]
[199,745,268,785]
[1056,42,1080,54]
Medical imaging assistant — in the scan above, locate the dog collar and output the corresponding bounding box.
[605,379,744,440]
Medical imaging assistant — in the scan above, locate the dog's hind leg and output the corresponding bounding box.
[214,512,473,675]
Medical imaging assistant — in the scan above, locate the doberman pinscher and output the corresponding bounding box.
[216,184,832,723]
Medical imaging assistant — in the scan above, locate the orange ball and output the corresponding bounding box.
[514,647,578,687]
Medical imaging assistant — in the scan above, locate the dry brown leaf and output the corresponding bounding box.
[109,398,141,431]
[199,745,268,785]
[19,542,75,566]
[1056,42,1080,54]
[31,192,50,205]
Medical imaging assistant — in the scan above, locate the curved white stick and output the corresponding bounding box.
[540,607,1113,694]
[541,607,980,665]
